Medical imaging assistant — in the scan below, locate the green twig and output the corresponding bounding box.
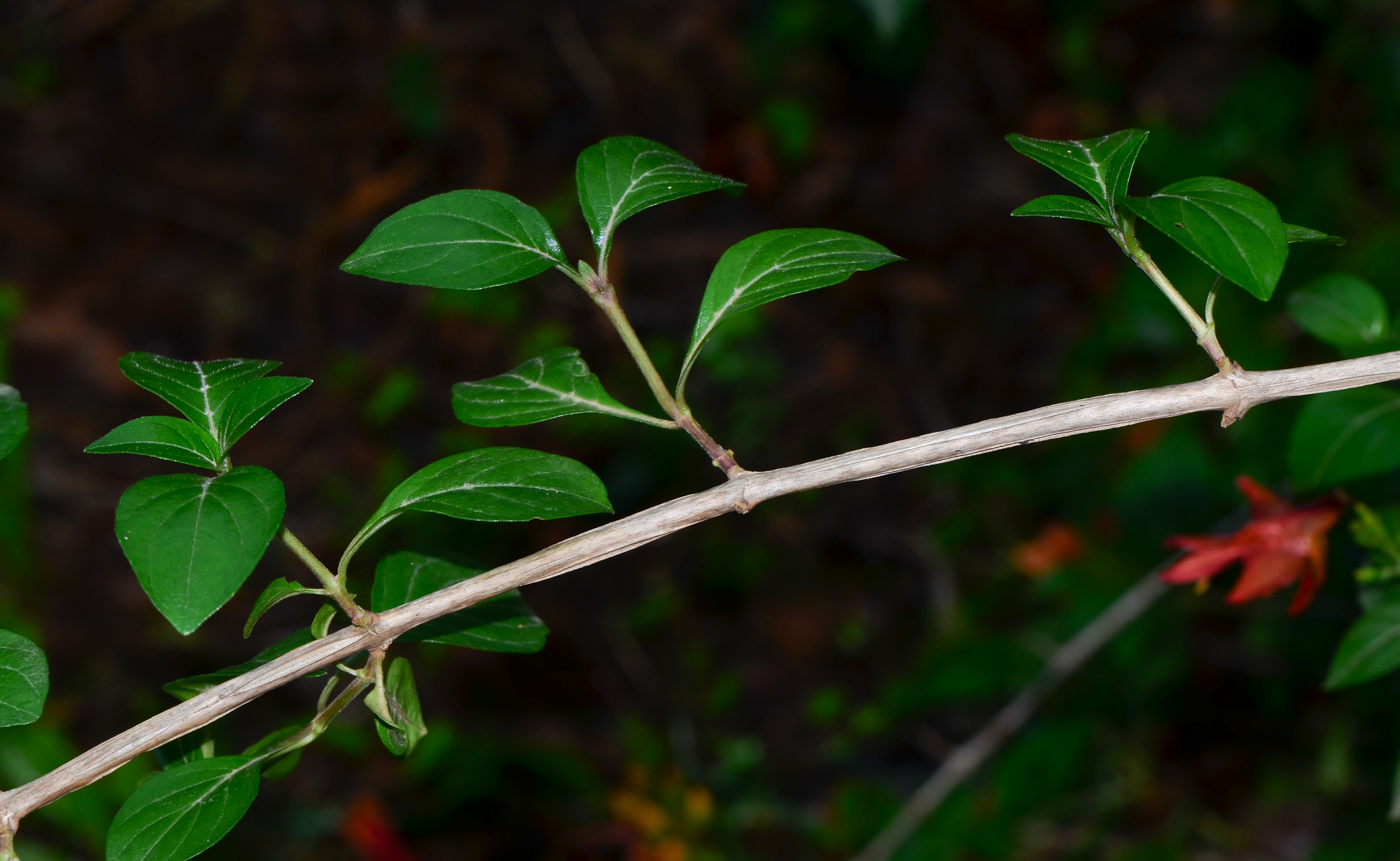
[1114,226,1233,372]
[280,528,369,626]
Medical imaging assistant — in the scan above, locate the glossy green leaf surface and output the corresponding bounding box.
[367,657,427,757]
[243,577,324,638]
[681,229,899,387]
[106,755,260,861]
[116,467,286,635]
[346,448,611,562]
[1326,593,1400,689]
[1287,273,1389,348]
[1123,177,1288,300]
[0,629,47,728]
[1289,388,1400,489]
[86,417,222,471]
[162,629,317,701]
[1009,195,1114,227]
[1006,129,1149,218]
[372,551,548,652]
[576,136,743,259]
[452,347,665,428]
[1284,223,1346,245]
[340,190,566,290]
[119,353,277,442]
[214,376,312,451]
[0,384,25,460]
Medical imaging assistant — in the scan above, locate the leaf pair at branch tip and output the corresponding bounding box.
[1007,128,1149,227]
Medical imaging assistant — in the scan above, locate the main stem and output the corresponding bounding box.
[1114,227,1233,373]
[588,278,745,477]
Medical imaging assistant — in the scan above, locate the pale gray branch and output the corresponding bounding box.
[2,351,1398,830]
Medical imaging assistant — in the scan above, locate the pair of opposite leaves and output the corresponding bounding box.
[1006,128,1342,301]
[341,136,901,429]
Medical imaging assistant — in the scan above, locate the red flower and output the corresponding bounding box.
[1159,477,1345,615]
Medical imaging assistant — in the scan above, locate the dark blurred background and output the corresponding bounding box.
[3,0,1400,858]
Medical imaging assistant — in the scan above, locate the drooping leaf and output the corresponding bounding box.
[243,577,325,638]
[214,376,312,452]
[452,347,667,428]
[344,448,611,564]
[0,629,47,728]
[162,629,319,701]
[1289,388,1400,489]
[1287,273,1389,348]
[366,657,427,757]
[576,136,744,261]
[1005,129,1149,218]
[86,417,223,471]
[0,384,25,460]
[1009,195,1114,227]
[1123,177,1289,300]
[116,467,286,635]
[340,190,566,290]
[1285,223,1346,246]
[372,551,548,652]
[680,229,899,390]
[106,755,260,861]
[1326,593,1400,689]
[1159,476,1344,615]
[118,353,277,442]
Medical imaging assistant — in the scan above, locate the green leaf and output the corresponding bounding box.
[0,629,47,728]
[1326,593,1400,689]
[311,603,336,638]
[86,417,223,471]
[1123,177,1289,300]
[214,376,312,451]
[1287,273,1389,348]
[243,726,303,780]
[116,467,286,635]
[452,346,668,428]
[162,629,319,701]
[344,448,611,564]
[119,353,278,445]
[372,551,548,653]
[1289,388,1400,489]
[106,755,260,861]
[366,657,427,757]
[1005,129,1149,218]
[1285,223,1346,246]
[153,733,214,770]
[576,136,743,261]
[1009,195,1114,227]
[340,190,566,290]
[0,384,25,461]
[243,578,325,638]
[680,229,899,390]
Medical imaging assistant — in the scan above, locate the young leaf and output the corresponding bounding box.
[452,347,669,428]
[344,448,611,563]
[0,384,25,460]
[366,657,428,757]
[119,353,278,441]
[1285,223,1346,246]
[1009,195,1114,227]
[1289,388,1400,489]
[340,190,566,290]
[679,229,899,390]
[85,417,223,471]
[1005,129,1149,218]
[214,376,312,452]
[116,467,286,635]
[1325,593,1400,689]
[311,603,337,639]
[1287,273,1389,348]
[1122,177,1289,300]
[0,629,48,728]
[576,136,744,261]
[372,551,548,653]
[106,755,260,861]
[162,629,320,701]
[243,577,326,638]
